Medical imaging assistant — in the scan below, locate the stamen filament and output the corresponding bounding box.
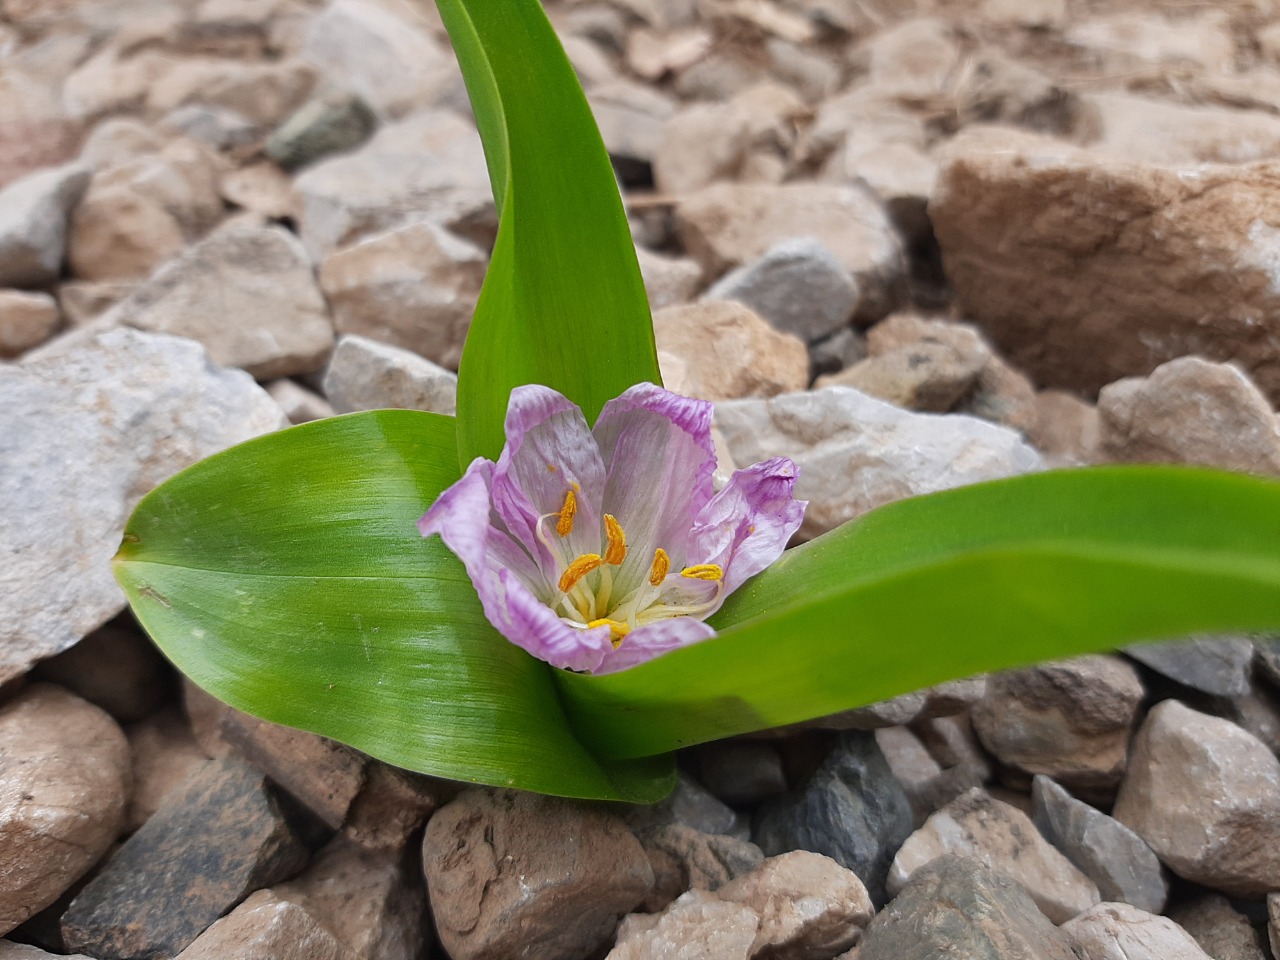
[559,553,602,593]
[649,548,670,586]
[603,514,627,565]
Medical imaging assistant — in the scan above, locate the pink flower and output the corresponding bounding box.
[419,383,806,673]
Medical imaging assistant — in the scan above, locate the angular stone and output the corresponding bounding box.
[864,18,959,103]
[1,328,284,682]
[753,731,912,908]
[322,334,457,414]
[124,706,208,833]
[717,851,874,959]
[148,58,316,129]
[423,789,654,960]
[1125,635,1255,697]
[0,685,129,937]
[267,378,335,424]
[970,656,1143,798]
[1169,894,1272,960]
[220,711,366,829]
[889,788,1100,924]
[1087,92,1280,167]
[809,327,867,380]
[1064,902,1212,960]
[34,622,168,725]
[675,182,904,322]
[1269,893,1278,959]
[57,280,133,328]
[694,741,787,807]
[820,341,985,413]
[1258,637,1280,690]
[1068,11,1234,74]
[267,93,379,171]
[860,855,1078,960]
[705,238,858,343]
[319,220,485,369]
[173,890,357,960]
[220,162,297,221]
[608,889,757,960]
[653,100,751,196]
[0,289,58,357]
[112,225,334,378]
[158,104,257,152]
[1113,699,1280,896]
[655,300,808,402]
[1032,775,1168,914]
[715,387,1043,539]
[0,944,90,960]
[1029,389,1100,465]
[0,163,89,287]
[589,80,674,183]
[62,756,313,960]
[638,824,764,912]
[341,761,445,852]
[621,771,748,841]
[635,246,701,310]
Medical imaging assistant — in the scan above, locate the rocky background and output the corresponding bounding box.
[4,0,1280,957]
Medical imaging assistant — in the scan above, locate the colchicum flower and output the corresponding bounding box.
[419,383,806,674]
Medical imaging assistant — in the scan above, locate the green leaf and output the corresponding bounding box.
[558,466,1280,759]
[442,0,661,465]
[113,411,674,802]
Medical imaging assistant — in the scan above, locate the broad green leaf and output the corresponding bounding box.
[113,411,674,802]
[558,467,1280,759]
[444,0,661,465]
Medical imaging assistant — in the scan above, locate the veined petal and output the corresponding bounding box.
[690,457,806,594]
[499,570,613,673]
[595,615,716,674]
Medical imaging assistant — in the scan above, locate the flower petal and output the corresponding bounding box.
[596,615,716,674]
[499,570,613,673]
[690,457,806,594]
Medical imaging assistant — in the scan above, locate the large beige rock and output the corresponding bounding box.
[0,685,130,936]
[0,289,59,357]
[322,335,457,415]
[931,128,1280,403]
[174,890,359,960]
[145,57,316,127]
[1099,357,1280,475]
[1086,93,1280,166]
[1064,902,1212,960]
[609,889,757,960]
[655,301,808,402]
[1113,700,1280,897]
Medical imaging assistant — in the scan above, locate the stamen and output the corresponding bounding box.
[556,488,577,537]
[681,563,724,581]
[559,553,602,593]
[603,514,627,565]
[649,548,670,586]
[588,617,631,648]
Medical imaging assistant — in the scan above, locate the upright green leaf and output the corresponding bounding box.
[113,411,674,802]
[558,467,1280,758]
[441,0,661,465]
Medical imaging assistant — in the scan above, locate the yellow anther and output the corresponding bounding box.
[555,488,577,537]
[649,547,670,586]
[558,553,602,593]
[588,617,632,648]
[681,563,724,581]
[603,514,627,565]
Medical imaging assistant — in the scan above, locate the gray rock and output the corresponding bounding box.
[809,327,867,379]
[715,386,1043,539]
[0,328,285,683]
[1258,637,1280,690]
[694,741,787,806]
[1064,902,1213,960]
[859,855,1078,960]
[753,731,912,908]
[1032,775,1168,914]
[268,94,379,171]
[621,772,749,841]
[1125,636,1255,697]
[705,238,859,343]
[111,224,335,379]
[1168,893,1272,960]
[158,105,258,151]
[322,335,456,415]
[0,163,90,287]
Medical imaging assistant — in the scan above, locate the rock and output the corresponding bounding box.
[970,656,1143,798]
[753,731,912,908]
[1099,358,1280,476]
[694,741,787,806]
[267,379,335,424]
[147,58,316,130]
[820,341,985,413]
[635,246,701,310]
[423,788,653,960]
[31,621,171,723]
[341,762,445,852]
[1258,637,1280,690]
[860,855,1079,960]
[1064,902,1212,960]
[809,327,867,380]
[655,301,808,401]
[953,51,1084,138]
[0,328,284,683]
[319,220,485,369]
[273,836,426,960]
[875,726,943,825]
[0,944,92,960]
[293,108,493,259]
[589,81,674,184]
[931,129,1280,403]
[1112,699,1280,897]
[267,93,379,171]
[717,851,874,959]
[715,387,1043,539]
[1125,634,1256,697]
[1269,893,1278,958]
[61,756,314,960]
[609,889,757,960]
[638,824,764,912]
[675,182,904,322]
[173,890,358,960]
[1031,776,1168,914]
[110,224,334,379]
[889,788,1100,924]
[0,685,130,937]
[57,280,133,327]
[864,18,959,103]
[76,118,164,172]
[803,690,928,732]
[1067,11,1234,74]
[1086,93,1280,167]
[124,707,208,833]
[61,46,178,122]
[220,711,366,829]
[0,289,59,357]
[838,142,937,244]
[322,334,457,414]
[1029,389,1100,465]
[182,678,235,760]
[705,238,858,343]
[654,101,751,196]
[220,162,297,221]
[301,0,451,118]
[0,74,80,192]
[0,163,90,287]
[621,771,748,841]
[1168,894,1272,960]
[157,105,257,151]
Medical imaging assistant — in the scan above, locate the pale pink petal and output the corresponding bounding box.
[499,570,613,673]
[596,616,716,674]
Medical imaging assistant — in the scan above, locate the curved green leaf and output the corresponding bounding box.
[113,411,674,802]
[445,0,661,465]
[557,467,1280,759]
